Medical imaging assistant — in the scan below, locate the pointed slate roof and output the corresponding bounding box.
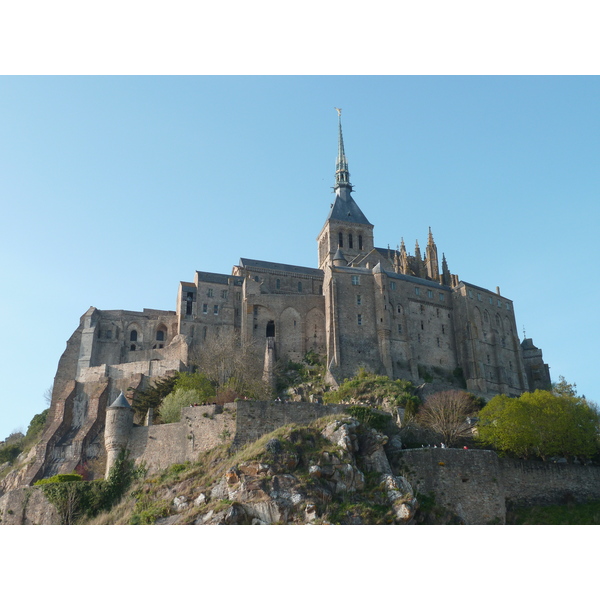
[327,187,372,225]
[110,391,131,409]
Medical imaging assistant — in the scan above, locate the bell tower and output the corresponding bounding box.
[317,109,374,270]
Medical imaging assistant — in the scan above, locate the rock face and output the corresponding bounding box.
[163,416,417,525]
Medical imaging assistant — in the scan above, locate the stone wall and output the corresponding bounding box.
[398,448,600,524]
[397,448,506,524]
[127,403,237,474]
[500,459,600,507]
[232,401,348,448]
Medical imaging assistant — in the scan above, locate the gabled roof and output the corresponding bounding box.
[196,271,243,286]
[239,258,323,278]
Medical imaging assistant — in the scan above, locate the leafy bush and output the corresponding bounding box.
[35,450,142,524]
[34,473,83,485]
[173,372,215,398]
[0,443,22,465]
[1,409,50,468]
[345,405,392,431]
[324,371,420,409]
[478,390,600,460]
[160,389,204,423]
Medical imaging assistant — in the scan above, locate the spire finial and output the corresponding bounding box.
[428,226,435,245]
[334,107,352,190]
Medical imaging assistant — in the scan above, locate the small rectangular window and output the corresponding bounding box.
[477,293,482,301]
[506,302,510,310]
[253,306,258,316]
[357,314,362,326]
[398,324,402,334]
[298,281,303,292]
[356,294,362,306]
[214,305,219,315]
[497,299,502,307]
[202,304,208,314]
[352,275,360,286]
[276,279,281,289]
[236,292,241,301]
[489,297,493,305]
[207,288,213,297]
[390,281,396,291]
[221,290,228,300]
[415,287,420,296]
[468,290,473,299]
[439,292,445,301]
[427,290,433,299]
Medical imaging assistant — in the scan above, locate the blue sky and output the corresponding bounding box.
[1,75,599,440]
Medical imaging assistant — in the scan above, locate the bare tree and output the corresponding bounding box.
[416,390,480,447]
[44,385,54,407]
[189,331,271,399]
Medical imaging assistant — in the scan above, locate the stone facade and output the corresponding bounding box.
[17,113,551,483]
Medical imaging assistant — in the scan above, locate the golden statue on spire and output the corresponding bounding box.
[334,107,342,116]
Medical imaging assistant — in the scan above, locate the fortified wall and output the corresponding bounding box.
[398,448,600,524]
[112,400,350,475]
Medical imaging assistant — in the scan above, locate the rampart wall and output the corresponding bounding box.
[231,401,348,448]
[398,448,600,524]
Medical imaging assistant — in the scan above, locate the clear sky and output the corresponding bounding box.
[1,75,599,440]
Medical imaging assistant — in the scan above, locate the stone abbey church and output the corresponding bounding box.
[54,114,551,422]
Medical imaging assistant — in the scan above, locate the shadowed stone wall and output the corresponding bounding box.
[398,448,600,524]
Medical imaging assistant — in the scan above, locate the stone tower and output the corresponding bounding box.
[104,391,134,477]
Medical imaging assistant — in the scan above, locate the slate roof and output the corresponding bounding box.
[239,258,323,278]
[110,391,131,408]
[326,188,372,226]
[196,271,244,285]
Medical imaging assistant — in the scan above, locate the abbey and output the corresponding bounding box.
[68,113,551,400]
[17,113,551,486]
[171,113,550,396]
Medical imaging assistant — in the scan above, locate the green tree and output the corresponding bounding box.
[173,372,215,397]
[160,388,213,423]
[552,375,579,398]
[130,374,180,420]
[478,390,599,461]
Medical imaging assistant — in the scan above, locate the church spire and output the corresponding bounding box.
[334,108,352,190]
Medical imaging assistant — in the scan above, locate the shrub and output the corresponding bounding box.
[345,405,391,431]
[160,389,203,423]
[34,473,83,485]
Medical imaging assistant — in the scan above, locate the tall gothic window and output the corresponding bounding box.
[358,235,363,250]
[348,234,353,249]
[338,231,343,247]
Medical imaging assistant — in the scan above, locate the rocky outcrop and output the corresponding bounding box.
[155,416,417,525]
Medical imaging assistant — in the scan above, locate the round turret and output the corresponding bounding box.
[104,391,134,478]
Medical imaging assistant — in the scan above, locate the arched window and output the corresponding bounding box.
[130,344,136,351]
[156,328,166,341]
[338,231,343,247]
[130,330,138,342]
[266,320,275,338]
[358,235,363,250]
[348,233,353,249]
